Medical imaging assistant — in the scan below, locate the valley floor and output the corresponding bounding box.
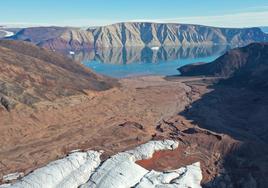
[0,76,192,180]
[1,75,267,187]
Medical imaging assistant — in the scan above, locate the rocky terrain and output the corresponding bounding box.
[0,40,118,110]
[179,42,268,79]
[1,40,268,188]
[0,73,193,183]
[8,23,268,50]
[176,42,268,187]
[10,27,94,51]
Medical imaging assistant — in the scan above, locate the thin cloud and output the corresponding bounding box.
[132,11,268,28]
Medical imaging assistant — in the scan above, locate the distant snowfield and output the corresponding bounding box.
[1,140,202,188]
[0,30,14,37]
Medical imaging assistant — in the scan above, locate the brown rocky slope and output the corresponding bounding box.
[179,42,268,79]
[10,27,94,50]
[0,40,118,110]
[0,41,194,182]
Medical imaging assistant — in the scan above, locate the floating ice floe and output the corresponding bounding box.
[1,140,202,188]
[151,46,160,51]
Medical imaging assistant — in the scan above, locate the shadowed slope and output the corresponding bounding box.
[177,43,268,187]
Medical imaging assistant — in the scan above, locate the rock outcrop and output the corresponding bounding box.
[1,140,202,188]
[9,23,268,50]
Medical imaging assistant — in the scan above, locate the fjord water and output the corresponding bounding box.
[70,45,232,78]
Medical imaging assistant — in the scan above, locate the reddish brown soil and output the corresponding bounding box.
[0,76,194,181]
[2,74,266,187]
[136,146,200,171]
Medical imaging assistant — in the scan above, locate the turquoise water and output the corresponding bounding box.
[83,55,219,78]
[70,45,231,78]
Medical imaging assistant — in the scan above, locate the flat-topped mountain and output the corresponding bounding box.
[90,22,268,47]
[8,23,268,50]
[0,40,118,110]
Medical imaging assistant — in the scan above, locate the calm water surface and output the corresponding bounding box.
[67,45,233,78]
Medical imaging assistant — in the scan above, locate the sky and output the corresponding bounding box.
[0,0,268,28]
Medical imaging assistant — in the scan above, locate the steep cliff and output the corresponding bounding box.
[10,23,268,50]
[90,22,268,47]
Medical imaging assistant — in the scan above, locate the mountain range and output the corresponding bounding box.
[8,22,268,50]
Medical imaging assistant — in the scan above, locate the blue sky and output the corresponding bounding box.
[1,0,268,27]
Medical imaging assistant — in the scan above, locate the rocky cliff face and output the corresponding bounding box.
[91,22,268,48]
[0,40,118,110]
[9,23,268,50]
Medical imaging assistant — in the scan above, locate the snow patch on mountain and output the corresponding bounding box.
[0,30,14,37]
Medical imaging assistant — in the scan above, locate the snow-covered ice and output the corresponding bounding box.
[1,151,101,188]
[2,173,23,182]
[0,30,14,37]
[135,162,202,188]
[1,140,202,188]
